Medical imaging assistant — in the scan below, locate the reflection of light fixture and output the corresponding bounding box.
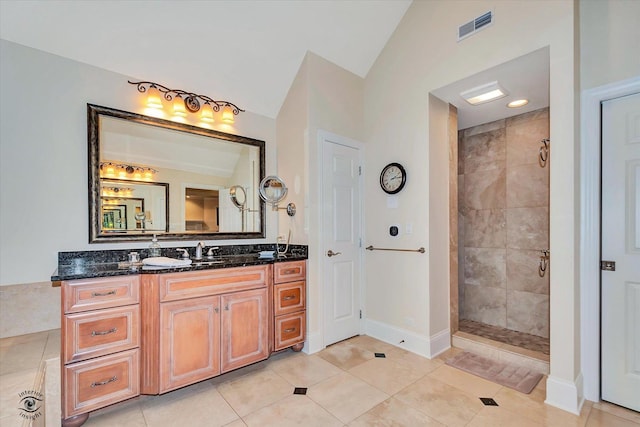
[100,162,158,181]
[461,81,508,105]
[508,99,529,108]
[128,80,244,123]
[102,186,134,197]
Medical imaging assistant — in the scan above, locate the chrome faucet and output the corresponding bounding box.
[195,241,206,260]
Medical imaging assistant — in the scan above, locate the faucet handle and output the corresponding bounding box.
[207,247,220,257]
[176,248,189,259]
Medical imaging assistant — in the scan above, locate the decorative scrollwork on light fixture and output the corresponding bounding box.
[100,162,158,180]
[128,80,245,123]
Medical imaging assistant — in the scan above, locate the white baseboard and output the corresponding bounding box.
[303,331,324,354]
[545,373,584,415]
[364,318,450,359]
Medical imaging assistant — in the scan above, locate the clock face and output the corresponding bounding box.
[380,163,406,194]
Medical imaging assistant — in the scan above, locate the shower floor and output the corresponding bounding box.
[458,319,550,355]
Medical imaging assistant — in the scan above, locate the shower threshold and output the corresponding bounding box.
[458,319,549,355]
[453,320,550,375]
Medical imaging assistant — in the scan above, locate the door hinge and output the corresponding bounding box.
[358,166,362,176]
[359,238,362,248]
[601,260,616,271]
[359,309,362,319]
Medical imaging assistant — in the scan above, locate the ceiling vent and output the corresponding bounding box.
[458,11,493,41]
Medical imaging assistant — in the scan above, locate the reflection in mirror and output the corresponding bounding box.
[100,179,168,234]
[88,104,265,242]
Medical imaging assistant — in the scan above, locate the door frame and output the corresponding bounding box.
[580,75,640,402]
[317,129,365,349]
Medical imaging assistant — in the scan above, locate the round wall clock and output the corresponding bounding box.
[379,162,407,194]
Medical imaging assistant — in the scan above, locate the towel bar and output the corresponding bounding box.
[365,245,425,253]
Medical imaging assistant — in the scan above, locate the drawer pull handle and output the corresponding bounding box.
[282,295,296,301]
[91,290,116,297]
[282,269,298,275]
[90,376,117,388]
[284,327,296,333]
[91,327,118,336]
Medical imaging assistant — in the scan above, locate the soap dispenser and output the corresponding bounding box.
[149,234,161,257]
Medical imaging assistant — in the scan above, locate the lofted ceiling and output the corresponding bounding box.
[1,1,548,127]
[0,0,412,119]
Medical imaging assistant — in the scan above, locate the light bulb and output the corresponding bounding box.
[221,105,235,124]
[201,103,215,123]
[146,86,163,109]
[173,97,187,117]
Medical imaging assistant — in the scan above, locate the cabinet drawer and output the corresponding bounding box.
[63,349,139,418]
[274,261,305,283]
[274,311,305,351]
[159,265,268,302]
[63,276,140,314]
[274,281,305,316]
[64,305,139,363]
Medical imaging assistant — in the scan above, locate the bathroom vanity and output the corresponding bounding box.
[54,250,307,427]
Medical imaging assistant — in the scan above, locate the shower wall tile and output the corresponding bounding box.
[463,118,505,137]
[506,207,549,250]
[462,128,506,174]
[506,163,549,208]
[458,214,465,318]
[464,168,506,210]
[463,284,506,328]
[505,107,549,127]
[464,209,506,248]
[506,249,549,295]
[506,118,550,167]
[507,290,549,338]
[464,248,506,288]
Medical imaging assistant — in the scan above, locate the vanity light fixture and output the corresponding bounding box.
[460,81,508,105]
[100,162,158,181]
[102,186,134,197]
[128,80,245,122]
[508,99,529,108]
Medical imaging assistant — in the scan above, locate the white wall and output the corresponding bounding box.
[276,52,364,350]
[580,0,640,91]
[364,0,579,412]
[0,40,277,288]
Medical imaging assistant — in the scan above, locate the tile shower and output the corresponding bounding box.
[458,107,550,345]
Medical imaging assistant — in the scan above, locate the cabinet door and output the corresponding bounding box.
[221,288,268,373]
[160,296,220,392]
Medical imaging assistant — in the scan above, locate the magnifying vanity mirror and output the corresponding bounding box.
[259,175,296,217]
[88,104,265,242]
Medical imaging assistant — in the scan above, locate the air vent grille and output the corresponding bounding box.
[458,10,493,41]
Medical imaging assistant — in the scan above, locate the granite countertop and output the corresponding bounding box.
[52,244,307,281]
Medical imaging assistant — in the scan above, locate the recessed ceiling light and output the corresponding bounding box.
[460,81,508,105]
[508,99,529,108]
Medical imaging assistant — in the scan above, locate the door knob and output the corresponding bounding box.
[327,250,342,257]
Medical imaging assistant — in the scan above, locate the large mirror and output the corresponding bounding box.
[88,104,265,242]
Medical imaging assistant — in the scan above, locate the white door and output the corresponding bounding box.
[601,92,640,411]
[321,133,362,346]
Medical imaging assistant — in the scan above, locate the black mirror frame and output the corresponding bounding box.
[88,103,266,243]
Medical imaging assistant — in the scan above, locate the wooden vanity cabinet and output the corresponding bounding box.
[61,276,140,425]
[143,265,270,394]
[273,261,306,351]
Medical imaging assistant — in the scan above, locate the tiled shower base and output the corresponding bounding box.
[454,319,550,375]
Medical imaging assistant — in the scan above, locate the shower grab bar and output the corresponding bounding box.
[366,245,426,254]
[539,138,549,167]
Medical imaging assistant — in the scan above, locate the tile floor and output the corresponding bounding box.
[1,331,639,426]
